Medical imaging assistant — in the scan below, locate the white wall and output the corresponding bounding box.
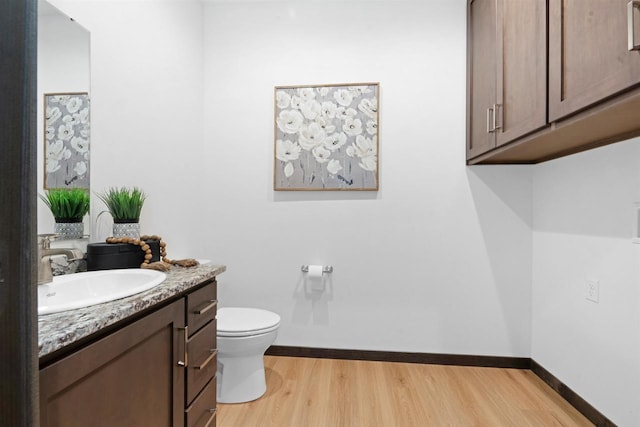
[202,0,532,356]
[532,137,640,426]
[50,0,207,258]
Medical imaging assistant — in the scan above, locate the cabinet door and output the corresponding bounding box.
[467,0,497,159]
[495,0,547,146]
[549,0,640,121]
[40,300,186,427]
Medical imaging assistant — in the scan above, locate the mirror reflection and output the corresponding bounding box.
[37,0,91,241]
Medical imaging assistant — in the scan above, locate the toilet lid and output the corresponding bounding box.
[217,307,281,337]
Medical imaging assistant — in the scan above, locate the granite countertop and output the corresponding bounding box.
[38,264,226,358]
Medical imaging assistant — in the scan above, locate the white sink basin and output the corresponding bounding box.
[38,269,167,315]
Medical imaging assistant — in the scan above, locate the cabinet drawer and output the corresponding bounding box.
[186,377,216,427]
[187,280,217,335]
[187,319,217,404]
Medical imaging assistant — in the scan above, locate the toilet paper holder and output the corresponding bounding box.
[301,265,333,273]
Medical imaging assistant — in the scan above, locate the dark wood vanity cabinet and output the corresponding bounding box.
[40,279,218,427]
[467,0,640,164]
[185,280,218,427]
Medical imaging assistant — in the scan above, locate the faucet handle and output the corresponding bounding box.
[38,233,58,249]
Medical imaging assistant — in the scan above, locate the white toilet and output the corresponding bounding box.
[216,307,281,403]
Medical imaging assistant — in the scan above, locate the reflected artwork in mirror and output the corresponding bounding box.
[44,92,90,189]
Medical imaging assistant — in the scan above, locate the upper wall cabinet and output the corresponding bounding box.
[467,0,546,160]
[549,0,640,121]
[467,0,640,164]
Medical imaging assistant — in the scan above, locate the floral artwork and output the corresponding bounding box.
[274,83,379,190]
[44,92,90,189]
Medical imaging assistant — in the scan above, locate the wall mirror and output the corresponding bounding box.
[37,0,91,242]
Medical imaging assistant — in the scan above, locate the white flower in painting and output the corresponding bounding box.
[276,110,304,134]
[46,140,71,173]
[46,159,61,174]
[66,97,83,113]
[80,123,90,139]
[323,132,347,151]
[297,88,316,102]
[62,114,79,127]
[343,118,363,136]
[327,159,342,175]
[344,134,376,174]
[347,135,377,158]
[300,100,321,120]
[52,95,70,105]
[359,155,377,172]
[46,106,62,127]
[298,123,326,150]
[321,101,337,119]
[333,89,353,107]
[358,97,378,119]
[73,161,87,176]
[284,162,295,178]
[316,116,335,135]
[317,87,330,96]
[70,136,89,154]
[45,126,55,140]
[79,107,90,124]
[290,96,302,109]
[276,139,301,161]
[366,120,378,135]
[336,107,358,121]
[57,124,75,141]
[349,86,372,97]
[276,91,291,109]
[312,145,331,163]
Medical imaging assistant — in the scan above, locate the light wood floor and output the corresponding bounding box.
[217,356,593,427]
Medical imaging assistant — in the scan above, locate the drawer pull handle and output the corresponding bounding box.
[195,349,217,370]
[629,1,640,51]
[492,103,502,131]
[195,300,217,315]
[177,326,188,367]
[204,409,216,427]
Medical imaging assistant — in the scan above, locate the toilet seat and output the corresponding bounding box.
[217,307,281,337]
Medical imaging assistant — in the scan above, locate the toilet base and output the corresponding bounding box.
[216,329,278,404]
[217,355,267,403]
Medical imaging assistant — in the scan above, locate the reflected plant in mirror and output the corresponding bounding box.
[39,188,90,239]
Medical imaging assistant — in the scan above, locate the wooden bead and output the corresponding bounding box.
[141,244,150,251]
[144,254,152,260]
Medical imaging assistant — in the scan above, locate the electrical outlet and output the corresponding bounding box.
[586,279,599,303]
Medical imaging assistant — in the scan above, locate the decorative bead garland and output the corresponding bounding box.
[104,234,198,270]
[105,234,168,267]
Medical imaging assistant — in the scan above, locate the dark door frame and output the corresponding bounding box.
[0,0,39,425]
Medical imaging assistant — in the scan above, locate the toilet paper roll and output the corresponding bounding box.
[307,265,324,291]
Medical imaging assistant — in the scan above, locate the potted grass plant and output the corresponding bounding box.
[97,187,147,238]
[40,188,90,239]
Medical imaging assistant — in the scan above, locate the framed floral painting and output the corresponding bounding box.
[274,83,379,191]
[44,92,90,189]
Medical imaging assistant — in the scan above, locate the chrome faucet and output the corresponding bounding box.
[38,234,84,285]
